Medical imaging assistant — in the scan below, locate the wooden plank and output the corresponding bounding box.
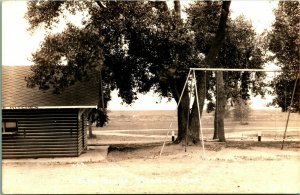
[19,123,78,127]
[7,117,77,121]
[3,134,78,138]
[9,132,78,136]
[3,153,78,159]
[2,144,77,148]
[3,114,77,117]
[18,127,77,131]
[2,137,78,141]
[2,114,77,118]
[16,130,78,133]
[3,109,77,113]
[3,144,77,153]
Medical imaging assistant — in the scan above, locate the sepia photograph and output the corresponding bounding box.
[1,0,300,194]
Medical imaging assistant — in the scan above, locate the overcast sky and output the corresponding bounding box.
[2,0,279,110]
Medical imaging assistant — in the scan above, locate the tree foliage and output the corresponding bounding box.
[25,1,199,139]
[186,2,265,141]
[233,97,251,125]
[25,1,266,143]
[187,2,266,103]
[267,1,300,112]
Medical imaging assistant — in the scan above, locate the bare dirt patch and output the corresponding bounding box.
[2,141,300,194]
[106,141,300,162]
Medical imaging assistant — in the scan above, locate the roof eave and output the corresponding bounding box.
[2,105,98,109]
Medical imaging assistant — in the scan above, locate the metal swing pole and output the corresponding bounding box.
[281,69,300,150]
[185,70,196,152]
[159,69,192,156]
[159,121,174,156]
[178,69,192,108]
[193,70,206,157]
[215,70,219,140]
[182,70,192,151]
[191,68,282,72]
[185,79,193,152]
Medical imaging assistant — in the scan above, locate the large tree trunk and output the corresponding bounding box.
[206,1,230,142]
[175,90,190,144]
[89,69,105,138]
[213,71,226,141]
[88,119,96,138]
[171,0,189,144]
[205,1,231,67]
[188,72,207,144]
[162,0,231,144]
[98,69,105,109]
[169,76,190,144]
[174,0,181,18]
[189,1,231,143]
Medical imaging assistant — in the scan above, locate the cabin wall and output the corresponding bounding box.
[2,109,82,159]
[77,112,88,156]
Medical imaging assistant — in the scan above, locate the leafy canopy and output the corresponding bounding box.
[25,1,198,105]
[267,1,300,112]
[26,1,266,111]
[186,2,266,110]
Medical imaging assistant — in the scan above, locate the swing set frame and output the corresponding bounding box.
[159,67,299,157]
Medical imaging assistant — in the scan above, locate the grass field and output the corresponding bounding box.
[92,109,300,143]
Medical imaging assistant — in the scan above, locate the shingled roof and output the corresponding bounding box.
[2,66,99,109]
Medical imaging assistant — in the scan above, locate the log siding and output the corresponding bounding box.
[2,108,87,159]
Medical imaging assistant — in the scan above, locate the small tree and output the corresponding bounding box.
[233,97,251,125]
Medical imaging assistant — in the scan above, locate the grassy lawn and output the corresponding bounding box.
[94,109,299,138]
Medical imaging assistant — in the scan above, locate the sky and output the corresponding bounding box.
[2,0,279,110]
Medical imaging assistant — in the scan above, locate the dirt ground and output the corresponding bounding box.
[2,141,300,194]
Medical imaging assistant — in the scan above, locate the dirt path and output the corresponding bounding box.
[3,142,300,194]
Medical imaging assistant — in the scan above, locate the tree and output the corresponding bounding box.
[267,1,300,112]
[25,1,232,143]
[186,2,266,141]
[26,1,267,143]
[233,97,251,125]
[25,1,153,137]
[113,1,232,143]
[181,1,231,143]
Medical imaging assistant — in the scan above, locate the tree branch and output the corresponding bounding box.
[205,1,231,68]
[152,1,169,12]
[174,0,181,19]
[96,1,107,9]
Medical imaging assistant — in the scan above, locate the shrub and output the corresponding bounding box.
[233,97,251,125]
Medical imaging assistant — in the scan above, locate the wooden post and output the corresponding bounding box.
[172,131,175,142]
[258,131,262,142]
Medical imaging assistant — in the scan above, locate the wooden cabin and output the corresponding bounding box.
[2,66,99,159]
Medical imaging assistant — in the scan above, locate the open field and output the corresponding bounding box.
[101,109,300,131]
[92,109,300,143]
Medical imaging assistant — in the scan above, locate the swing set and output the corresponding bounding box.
[160,67,299,157]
